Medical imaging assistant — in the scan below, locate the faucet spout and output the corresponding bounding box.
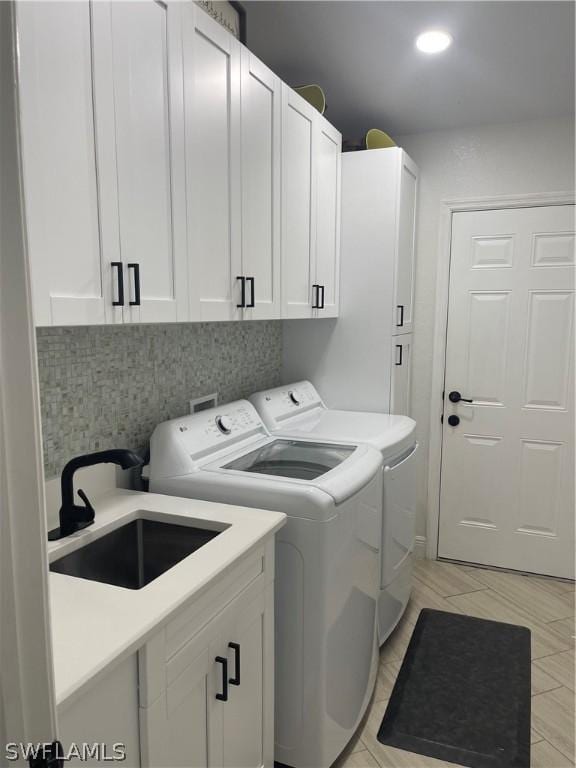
[48,449,143,541]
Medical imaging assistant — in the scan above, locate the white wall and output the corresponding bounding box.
[396,116,575,541]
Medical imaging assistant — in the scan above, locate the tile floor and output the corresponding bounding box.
[336,559,575,768]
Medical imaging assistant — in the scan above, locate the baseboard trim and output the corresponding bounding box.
[414,536,426,560]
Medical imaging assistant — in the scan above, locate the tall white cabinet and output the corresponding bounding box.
[16,2,339,327]
[283,148,418,416]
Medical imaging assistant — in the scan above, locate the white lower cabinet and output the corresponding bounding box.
[58,656,141,768]
[56,543,274,768]
[139,547,274,768]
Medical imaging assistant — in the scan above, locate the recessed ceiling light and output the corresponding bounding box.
[415,30,452,54]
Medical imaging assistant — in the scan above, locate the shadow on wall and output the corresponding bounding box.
[36,321,283,478]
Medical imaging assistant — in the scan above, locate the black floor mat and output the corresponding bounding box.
[377,609,531,768]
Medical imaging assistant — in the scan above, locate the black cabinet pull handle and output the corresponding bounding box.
[215,656,228,701]
[236,276,246,308]
[319,285,325,309]
[397,305,404,327]
[312,284,320,309]
[111,262,124,306]
[246,277,255,308]
[395,344,403,366]
[228,642,240,686]
[448,390,473,404]
[127,263,141,306]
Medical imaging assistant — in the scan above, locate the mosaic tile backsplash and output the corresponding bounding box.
[37,322,282,478]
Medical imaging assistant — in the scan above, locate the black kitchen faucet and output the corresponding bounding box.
[48,449,143,541]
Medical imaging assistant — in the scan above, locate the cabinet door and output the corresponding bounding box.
[240,50,281,320]
[390,334,412,415]
[99,0,187,324]
[220,590,270,768]
[183,5,242,321]
[60,656,141,768]
[17,1,111,326]
[314,117,341,318]
[393,153,418,335]
[140,646,215,768]
[281,85,317,319]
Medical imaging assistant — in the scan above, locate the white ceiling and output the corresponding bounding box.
[243,1,575,138]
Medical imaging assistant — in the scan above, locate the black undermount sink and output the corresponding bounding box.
[50,518,225,590]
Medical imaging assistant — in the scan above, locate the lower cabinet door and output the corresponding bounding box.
[59,656,141,768]
[390,334,413,416]
[140,646,215,768]
[139,583,273,768]
[220,591,268,768]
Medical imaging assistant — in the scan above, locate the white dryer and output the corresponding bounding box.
[250,381,418,643]
[149,400,383,768]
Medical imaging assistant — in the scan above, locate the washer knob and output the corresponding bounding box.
[215,415,233,434]
[289,390,300,405]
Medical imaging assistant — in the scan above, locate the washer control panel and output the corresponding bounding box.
[251,381,323,426]
[172,401,266,458]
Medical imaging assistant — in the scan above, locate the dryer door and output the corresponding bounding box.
[382,443,418,588]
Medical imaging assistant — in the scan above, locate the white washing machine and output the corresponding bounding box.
[149,400,383,768]
[250,381,418,644]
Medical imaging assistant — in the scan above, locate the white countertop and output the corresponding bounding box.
[48,489,285,706]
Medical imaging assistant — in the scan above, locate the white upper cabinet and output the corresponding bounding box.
[281,86,342,319]
[96,0,188,324]
[18,2,342,326]
[314,117,341,318]
[393,153,418,335]
[281,85,318,319]
[183,5,242,322]
[18,0,187,327]
[240,50,281,320]
[17,1,108,327]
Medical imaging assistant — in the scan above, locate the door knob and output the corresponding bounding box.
[448,391,473,404]
[448,415,460,426]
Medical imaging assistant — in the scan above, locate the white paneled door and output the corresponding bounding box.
[439,205,575,579]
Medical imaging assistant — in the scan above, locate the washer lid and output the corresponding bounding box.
[265,408,416,459]
[203,436,383,506]
[222,439,355,480]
